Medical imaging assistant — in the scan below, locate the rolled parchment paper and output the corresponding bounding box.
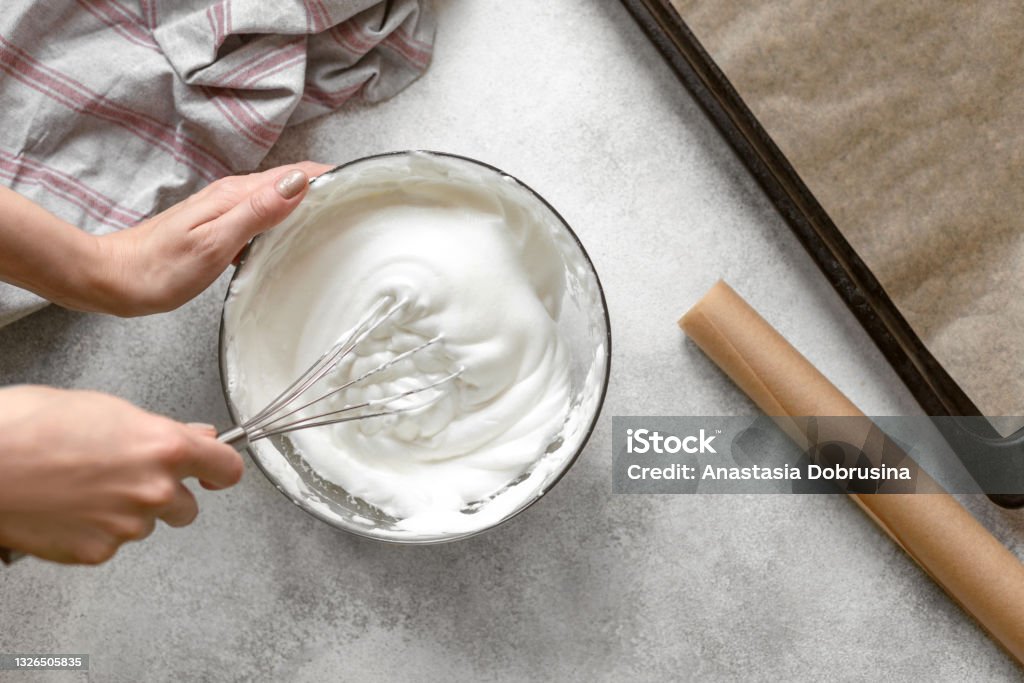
[680,280,1024,664]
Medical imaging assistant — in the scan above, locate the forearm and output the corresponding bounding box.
[0,186,104,311]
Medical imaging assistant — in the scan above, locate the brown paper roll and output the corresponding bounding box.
[680,280,1024,664]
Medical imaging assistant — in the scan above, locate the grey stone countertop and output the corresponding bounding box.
[2,1,1022,680]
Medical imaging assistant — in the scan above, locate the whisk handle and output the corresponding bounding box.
[217,426,250,451]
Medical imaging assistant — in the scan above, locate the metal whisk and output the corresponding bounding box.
[218,296,461,450]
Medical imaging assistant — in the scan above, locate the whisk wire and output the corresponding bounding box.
[249,369,462,440]
[244,296,400,428]
[255,334,444,434]
[220,296,462,449]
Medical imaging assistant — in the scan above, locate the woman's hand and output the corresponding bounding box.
[0,161,330,316]
[0,386,244,565]
[82,161,332,316]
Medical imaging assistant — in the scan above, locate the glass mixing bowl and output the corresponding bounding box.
[219,151,611,543]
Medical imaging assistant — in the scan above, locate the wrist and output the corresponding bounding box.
[65,233,148,317]
[21,228,122,315]
[70,233,128,315]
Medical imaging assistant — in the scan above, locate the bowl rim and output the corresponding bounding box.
[218,150,612,545]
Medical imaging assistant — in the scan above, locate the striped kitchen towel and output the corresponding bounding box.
[0,0,434,326]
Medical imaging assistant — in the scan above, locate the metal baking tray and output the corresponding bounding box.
[621,0,1024,508]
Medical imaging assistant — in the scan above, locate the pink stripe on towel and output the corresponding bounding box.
[0,37,230,180]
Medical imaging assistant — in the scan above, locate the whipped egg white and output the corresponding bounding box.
[223,153,598,538]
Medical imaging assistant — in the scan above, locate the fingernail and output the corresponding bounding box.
[275,169,308,199]
[187,422,216,433]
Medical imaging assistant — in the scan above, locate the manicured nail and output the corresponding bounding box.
[187,422,216,433]
[275,169,308,199]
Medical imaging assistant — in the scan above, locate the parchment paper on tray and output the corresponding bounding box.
[671,0,1024,426]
